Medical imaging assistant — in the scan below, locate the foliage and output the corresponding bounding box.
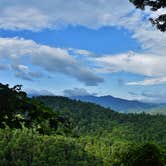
[36,96,166,145]
[1,83,166,165]
[0,84,70,134]
[130,143,164,166]
[0,127,103,166]
[130,0,166,31]
[0,127,165,166]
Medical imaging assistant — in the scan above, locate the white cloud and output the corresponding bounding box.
[150,8,166,18]
[94,52,166,77]
[0,0,134,31]
[0,0,164,54]
[0,0,166,87]
[0,7,53,31]
[127,77,166,86]
[68,48,95,57]
[0,37,103,85]
[0,0,165,58]
[63,88,97,97]
[131,25,166,56]
[129,90,166,103]
[11,64,43,81]
[93,51,166,86]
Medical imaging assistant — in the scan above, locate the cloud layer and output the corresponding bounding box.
[93,51,166,86]
[95,52,166,77]
[129,90,166,103]
[0,0,134,31]
[0,7,53,31]
[63,88,97,97]
[0,0,166,87]
[0,37,103,85]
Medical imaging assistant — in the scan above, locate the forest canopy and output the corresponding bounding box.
[0,83,70,134]
[0,83,166,165]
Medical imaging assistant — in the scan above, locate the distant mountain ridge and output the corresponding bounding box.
[70,95,166,113]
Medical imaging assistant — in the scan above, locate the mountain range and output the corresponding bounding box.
[70,95,166,114]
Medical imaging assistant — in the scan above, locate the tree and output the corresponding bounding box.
[130,143,164,166]
[0,83,71,134]
[130,0,166,31]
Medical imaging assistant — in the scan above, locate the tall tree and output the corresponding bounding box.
[130,0,166,31]
[0,83,71,134]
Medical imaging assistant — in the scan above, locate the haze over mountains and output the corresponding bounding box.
[70,95,166,114]
[27,90,166,114]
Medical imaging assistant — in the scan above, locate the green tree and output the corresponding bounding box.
[130,0,166,31]
[0,83,70,135]
[129,143,164,166]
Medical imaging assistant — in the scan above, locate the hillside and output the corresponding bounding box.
[1,84,166,165]
[36,96,166,144]
[70,95,165,113]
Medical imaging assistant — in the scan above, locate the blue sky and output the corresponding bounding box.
[0,0,166,102]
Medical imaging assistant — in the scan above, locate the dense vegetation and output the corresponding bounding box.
[0,83,70,134]
[70,95,165,113]
[1,83,166,165]
[36,96,166,144]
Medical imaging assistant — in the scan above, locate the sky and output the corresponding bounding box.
[1,0,166,103]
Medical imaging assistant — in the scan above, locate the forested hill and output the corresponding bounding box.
[36,96,166,144]
[1,84,166,165]
[70,95,166,113]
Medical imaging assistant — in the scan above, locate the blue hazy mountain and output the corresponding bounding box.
[70,95,165,113]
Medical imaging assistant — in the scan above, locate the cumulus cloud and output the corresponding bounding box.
[94,52,166,77]
[127,77,166,86]
[0,0,157,41]
[0,37,103,86]
[129,91,166,103]
[0,0,134,31]
[63,88,97,97]
[0,0,166,87]
[0,0,164,56]
[11,64,43,81]
[131,25,166,56]
[0,7,53,31]
[93,52,166,85]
